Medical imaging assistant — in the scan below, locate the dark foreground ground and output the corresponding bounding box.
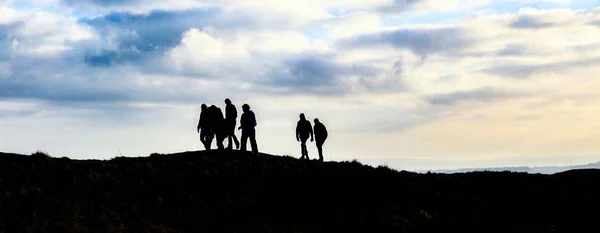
[0,151,599,233]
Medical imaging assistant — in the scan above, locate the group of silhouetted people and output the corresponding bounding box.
[196,99,328,161]
[196,99,258,156]
[295,113,328,162]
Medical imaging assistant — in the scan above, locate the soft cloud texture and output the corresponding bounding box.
[1,1,599,171]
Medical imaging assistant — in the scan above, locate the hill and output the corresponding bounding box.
[1,150,599,233]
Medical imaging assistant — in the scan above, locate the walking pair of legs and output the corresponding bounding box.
[300,138,309,160]
[240,129,258,155]
[226,120,239,150]
[316,140,324,162]
[215,133,226,150]
[200,130,213,150]
[300,138,325,161]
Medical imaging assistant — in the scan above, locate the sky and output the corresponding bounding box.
[0,0,599,171]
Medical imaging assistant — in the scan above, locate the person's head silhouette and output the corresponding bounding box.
[299,113,306,120]
[225,98,231,105]
[201,104,208,111]
[242,104,250,113]
[314,118,320,124]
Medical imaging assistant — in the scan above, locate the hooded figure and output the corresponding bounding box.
[296,113,313,160]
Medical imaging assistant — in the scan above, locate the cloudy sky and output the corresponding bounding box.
[1,0,599,170]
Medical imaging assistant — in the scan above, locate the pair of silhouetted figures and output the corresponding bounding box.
[196,99,329,161]
[295,113,328,162]
[196,99,258,156]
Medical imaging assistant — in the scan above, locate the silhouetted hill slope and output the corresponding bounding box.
[1,151,599,233]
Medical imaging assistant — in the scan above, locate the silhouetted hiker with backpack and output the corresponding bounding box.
[313,118,328,162]
[296,113,313,160]
[197,104,213,150]
[210,105,226,150]
[238,104,259,156]
[224,98,240,150]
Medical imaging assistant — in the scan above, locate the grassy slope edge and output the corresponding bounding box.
[0,151,599,233]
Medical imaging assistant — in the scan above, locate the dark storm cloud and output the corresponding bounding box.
[337,27,472,59]
[425,87,527,105]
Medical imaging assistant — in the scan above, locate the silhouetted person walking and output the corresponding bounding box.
[296,113,313,160]
[197,104,213,150]
[224,98,240,150]
[238,104,259,156]
[313,118,328,162]
[210,105,226,150]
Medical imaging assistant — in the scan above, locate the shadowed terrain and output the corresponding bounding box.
[0,150,599,233]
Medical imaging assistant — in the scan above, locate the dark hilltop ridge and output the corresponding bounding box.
[1,151,599,233]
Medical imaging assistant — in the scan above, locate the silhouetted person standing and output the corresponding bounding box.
[238,104,259,156]
[210,105,226,150]
[313,118,328,162]
[296,113,313,160]
[224,98,240,150]
[197,104,213,150]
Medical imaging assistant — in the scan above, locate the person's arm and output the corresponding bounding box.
[295,122,300,141]
[197,113,202,132]
[324,125,328,139]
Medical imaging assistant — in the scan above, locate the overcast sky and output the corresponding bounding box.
[1,0,599,171]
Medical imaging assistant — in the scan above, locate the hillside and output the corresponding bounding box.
[1,150,599,233]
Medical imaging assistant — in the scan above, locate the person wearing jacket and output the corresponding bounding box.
[313,118,328,162]
[224,98,240,150]
[197,104,213,150]
[238,103,259,156]
[210,105,226,150]
[296,113,313,160]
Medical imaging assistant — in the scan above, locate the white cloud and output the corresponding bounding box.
[319,11,387,39]
[1,7,96,56]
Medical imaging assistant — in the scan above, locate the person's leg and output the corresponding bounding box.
[240,131,248,152]
[232,121,240,149]
[227,134,233,150]
[233,134,240,150]
[207,131,214,150]
[250,129,258,155]
[201,130,209,150]
[200,131,207,149]
[301,138,309,160]
[217,133,225,150]
[317,140,324,162]
[226,121,234,150]
[299,138,305,159]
